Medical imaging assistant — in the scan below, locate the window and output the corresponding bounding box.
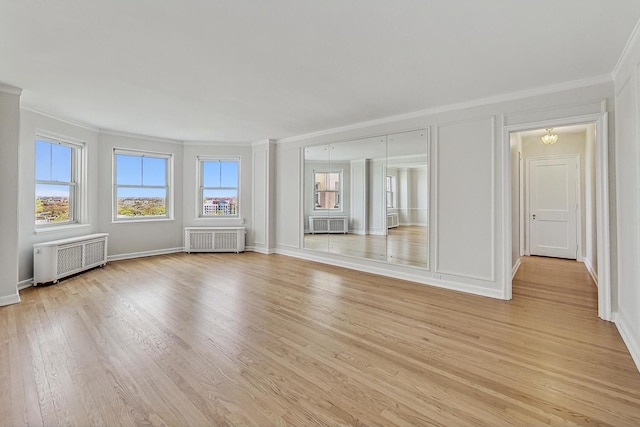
[386,175,396,208]
[35,137,82,226]
[314,171,341,210]
[114,150,172,220]
[199,158,239,217]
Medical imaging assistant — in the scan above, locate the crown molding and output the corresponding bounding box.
[278,74,612,144]
[612,16,640,80]
[251,138,277,147]
[99,128,183,145]
[21,105,100,132]
[184,140,253,147]
[0,82,22,96]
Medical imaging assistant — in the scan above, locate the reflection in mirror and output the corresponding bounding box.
[304,145,330,253]
[386,130,429,268]
[303,129,428,269]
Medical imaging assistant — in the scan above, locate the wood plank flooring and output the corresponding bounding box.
[304,225,428,267]
[1,253,639,426]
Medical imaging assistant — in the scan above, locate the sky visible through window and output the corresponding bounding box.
[116,154,167,196]
[35,140,71,197]
[203,160,238,198]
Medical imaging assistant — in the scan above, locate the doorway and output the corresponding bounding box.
[503,113,612,321]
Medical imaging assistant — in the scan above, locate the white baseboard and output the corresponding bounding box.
[18,279,33,291]
[246,246,276,255]
[613,310,640,373]
[583,258,598,287]
[512,258,521,280]
[0,292,21,307]
[275,247,503,300]
[108,247,184,262]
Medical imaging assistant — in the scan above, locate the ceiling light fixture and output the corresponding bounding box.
[541,128,558,145]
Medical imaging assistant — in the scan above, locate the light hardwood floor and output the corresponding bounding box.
[304,225,428,267]
[1,253,639,426]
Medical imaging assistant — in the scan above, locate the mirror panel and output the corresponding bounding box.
[304,144,330,253]
[303,129,429,269]
[386,130,429,268]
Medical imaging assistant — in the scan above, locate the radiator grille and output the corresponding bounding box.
[85,241,105,266]
[190,232,214,250]
[312,219,329,232]
[329,219,345,232]
[214,232,237,250]
[57,245,83,275]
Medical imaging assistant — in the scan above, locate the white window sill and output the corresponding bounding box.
[112,217,174,224]
[34,223,91,235]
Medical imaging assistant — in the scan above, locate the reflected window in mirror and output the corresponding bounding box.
[386,175,396,209]
[314,171,341,210]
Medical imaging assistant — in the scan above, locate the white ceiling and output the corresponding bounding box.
[1,1,639,142]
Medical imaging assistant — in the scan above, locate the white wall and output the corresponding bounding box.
[613,27,640,370]
[18,110,100,282]
[584,124,598,279]
[252,140,277,253]
[510,133,521,272]
[276,82,614,300]
[0,85,21,305]
[98,132,184,258]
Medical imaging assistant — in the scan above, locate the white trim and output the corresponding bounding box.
[101,128,182,145]
[0,82,22,95]
[184,140,253,147]
[247,246,276,255]
[34,223,91,235]
[21,105,99,131]
[584,258,598,287]
[612,17,640,80]
[613,311,640,373]
[18,279,33,291]
[107,247,183,262]
[511,258,521,280]
[278,75,611,144]
[503,112,612,319]
[275,248,503,299]
[0,292,21,307]
[196,156,241,219]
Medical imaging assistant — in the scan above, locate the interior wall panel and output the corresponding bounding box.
[435,117,495,280]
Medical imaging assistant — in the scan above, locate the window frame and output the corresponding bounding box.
[34,135,84,228]
[386,175,397,209]
[197,156,241,218]
[113,148,173,222]
[313,170,343,212]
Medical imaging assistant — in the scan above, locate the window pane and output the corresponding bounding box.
[116,187,166,217]
[142,157,166,186]
[316,191,339,209]
[35,140,52,181]
[202,161,221,187]
[116,154,142,185]
[315,173,326,191]
[35,184,70,224]
[203,189,238,216]
[220,161,238,187]
[51,144,72,182]
[328,173,340,190]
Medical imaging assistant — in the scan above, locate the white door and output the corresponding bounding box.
[528,156,578,259]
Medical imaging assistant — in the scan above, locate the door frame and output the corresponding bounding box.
[525,154,581,260]
[502,112,611,321]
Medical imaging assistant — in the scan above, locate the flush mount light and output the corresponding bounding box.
[541,128,558,145]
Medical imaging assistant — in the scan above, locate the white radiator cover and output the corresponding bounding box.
[308,216,348,234]
[387,213,399,229]
[184,227,246,253]
[33,233,109,285]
